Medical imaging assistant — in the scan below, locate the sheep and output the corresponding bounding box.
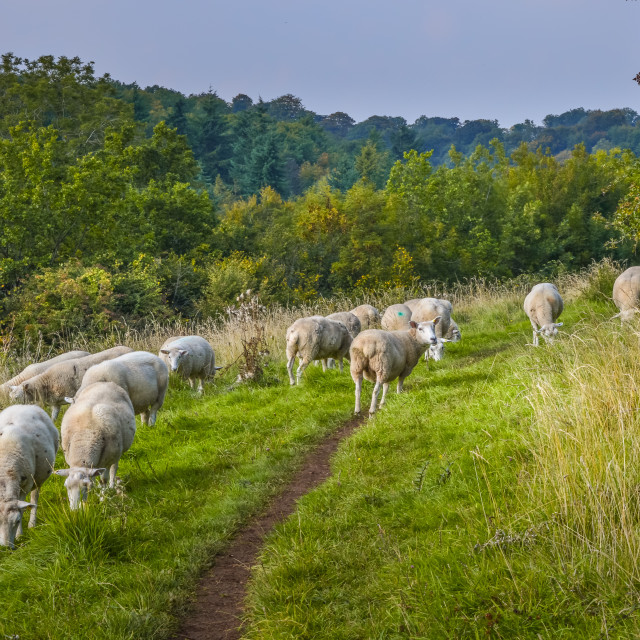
[55,382,136,509]
[159,336,219,393]
[445,318,462,343]
[350,318,441,415]
[409,298,453,361]
[326,311,361,339]
[612,266,640,322]
[1,350,90,395]
[523,283,564,346]
[286,316,352,385]
[8,346,133,420]
[350,304,381,330]
[75,351,169,426]
[0,406,59,548]
[381,304,413,331]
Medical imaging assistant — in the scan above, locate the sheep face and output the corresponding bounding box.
[55,468,105,510]
[0,500,33,548]
[428,339,446,361]
[160,348,188,373]
[411,319,439,347]
[8,384,25,402]
[538,322,563,343]
[449,327,462,342]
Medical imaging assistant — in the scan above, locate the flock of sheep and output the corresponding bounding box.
[0,336,219,547]
[2,265,640,550]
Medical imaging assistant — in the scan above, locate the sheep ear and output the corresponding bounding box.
[22,382,29,391]
[441,338,451,343]
[409,320,417,328]
[73,365,77,376]
[89,468,106,478]
[160,349,169,354]
[214,366,223,370]
[432,316,442,326]
[54,469,71,477]
[9,385,17,391]
[178,349,188,355]
[17,501,35,511]
[612,312,621,319]
[555,322,563,327]
[64,396,74,404]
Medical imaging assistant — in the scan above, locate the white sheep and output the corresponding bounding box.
[523,283,564,346]
[159,336,219,393]
[1,350,90,396]
[75,351,169,426]
[286,316,352,385]
[612,266,640,322]
[409,298,453,361]
[350,318,440,415]
[8,346,133,420]
[381,304,413,331]
[326,311,362,339]
[0,405,59,547]
[349,304,381,330]
[55,382,136,509]
[445,318,462,343]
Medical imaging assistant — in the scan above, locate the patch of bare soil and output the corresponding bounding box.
[174,414,365,640]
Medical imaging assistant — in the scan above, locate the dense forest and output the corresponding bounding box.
[1,53,640,341]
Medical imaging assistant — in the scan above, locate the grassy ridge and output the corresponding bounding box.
[0,367,355,639]
[244,298,636,638]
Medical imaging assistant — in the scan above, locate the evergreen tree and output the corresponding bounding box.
[166,95,189,136]
[195,91,232,182]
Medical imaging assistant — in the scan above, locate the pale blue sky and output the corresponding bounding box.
[1,0,638,127]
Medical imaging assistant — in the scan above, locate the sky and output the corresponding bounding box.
[1,0,638,128]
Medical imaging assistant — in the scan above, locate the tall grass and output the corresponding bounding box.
[520,318,640,600]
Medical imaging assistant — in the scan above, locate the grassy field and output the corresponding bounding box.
[2,261,637,639]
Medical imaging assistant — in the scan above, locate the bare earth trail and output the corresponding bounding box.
[174,413,366,640]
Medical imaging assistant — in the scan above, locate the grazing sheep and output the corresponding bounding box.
[405,298,453,314]
[350,319,440,415]
[159,336,219,393]
[350,304,381,330]
[381,304,413,331]
[523,283,564,346]
[1,350,90,395]
[8,346,133,420]
[406,298,453,361]
[286,316,352,385]
[55,382,136,509]
[326,311,361,339]
[0,406,59,548]
[612,266,640,322]
[445,318,462,343]
[76,351,169,426]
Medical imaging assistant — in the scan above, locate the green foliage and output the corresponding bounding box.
[3,258,169,340]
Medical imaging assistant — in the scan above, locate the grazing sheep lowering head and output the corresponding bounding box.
[427,337,451,362]
[54,468,106,510]
[0,500,34,548]
[536,322,563,343]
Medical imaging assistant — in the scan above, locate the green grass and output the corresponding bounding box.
[0,364,355,639]
[243,298,638,639]
[1,266,632,639]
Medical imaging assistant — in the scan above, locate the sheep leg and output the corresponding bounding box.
[28,487,39,528]
[287,355,296,385]
[296,357,312,384]
[197,377,204,394]
[353,373,363,414]
[337,358,344,373]
[397,377,405,393]
[140,411,149,426]
[321,359,328,372]
[380,382,390,407]
[108,463,118,488]
[369,381,382,415]
[530,322,539,347]
[51,405,60,421]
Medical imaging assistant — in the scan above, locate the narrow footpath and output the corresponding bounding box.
[174,413,366,640]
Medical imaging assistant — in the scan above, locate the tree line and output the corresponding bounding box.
[0,53,639,341]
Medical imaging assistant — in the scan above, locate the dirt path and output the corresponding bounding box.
[174,414,365,640]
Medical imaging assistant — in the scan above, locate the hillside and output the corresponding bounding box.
[2,264,639,638]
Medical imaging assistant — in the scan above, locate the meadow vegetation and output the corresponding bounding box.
[2,261,639,639]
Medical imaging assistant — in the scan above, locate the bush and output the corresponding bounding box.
[3,258,171,342]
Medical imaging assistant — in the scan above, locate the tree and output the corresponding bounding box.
[193,91,232,182]
[166,95,189,136]
[231,93,253,112]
